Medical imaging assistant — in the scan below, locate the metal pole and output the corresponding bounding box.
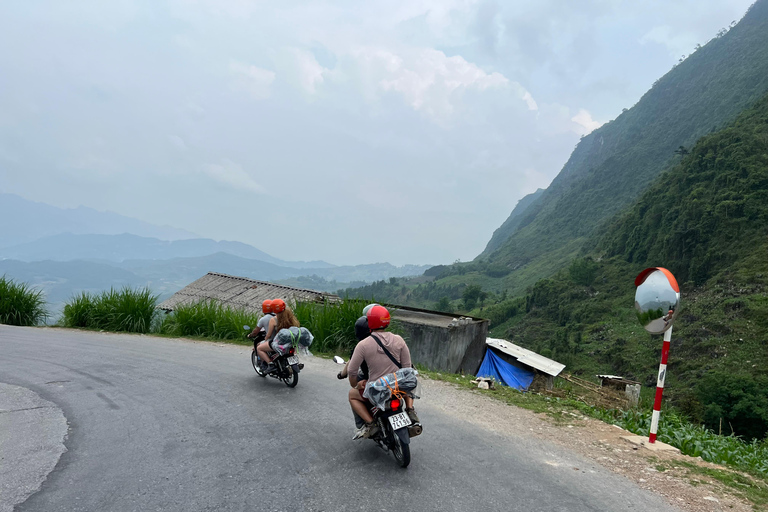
[649,325,672,443]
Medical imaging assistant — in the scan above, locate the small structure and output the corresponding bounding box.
[387,306,489,374]
[479,338,566,391]
[597,374,642,407]
[157,272,339,314]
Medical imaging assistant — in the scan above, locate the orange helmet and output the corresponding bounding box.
[262,300,273,314]
[272,299,286,313]
[366,305,390,330]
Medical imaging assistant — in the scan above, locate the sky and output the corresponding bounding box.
[0,0,755,266]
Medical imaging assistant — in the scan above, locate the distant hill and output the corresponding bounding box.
[429,0,768,295]
[0,233,332,269]
[0,252,430,316]
[0,193,198,247]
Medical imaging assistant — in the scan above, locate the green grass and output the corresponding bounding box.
[61,287,158,333]
[293,299,369,354]
[0,275,48,326]
[595,407,768,478]
[156,299,260,340]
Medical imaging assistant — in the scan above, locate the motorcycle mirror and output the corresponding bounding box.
[634,268,680,334]
[333,356,345,365]
[243,325,251,331]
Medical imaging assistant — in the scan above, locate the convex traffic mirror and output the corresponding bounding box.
[634,268,680,334]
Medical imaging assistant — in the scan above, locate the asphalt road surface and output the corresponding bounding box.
[0,326,679,512]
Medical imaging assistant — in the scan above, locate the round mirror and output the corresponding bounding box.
[243,325,251,331]
[333,355,345,365]
[634,268,680,334]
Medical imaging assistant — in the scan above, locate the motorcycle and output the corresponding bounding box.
[244,325,303,388]
[334,356,419,468]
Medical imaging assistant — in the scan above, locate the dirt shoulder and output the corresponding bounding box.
[420,376,757,512]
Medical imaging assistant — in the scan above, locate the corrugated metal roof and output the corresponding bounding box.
[486,337,565,377]
[157,272,340,313]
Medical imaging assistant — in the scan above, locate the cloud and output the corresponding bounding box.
[639,25,697,59]
[571,108,603,135]
[229,61,276,99]
[349,46,532,121]
[202,159,264,193]
[169,135,187,151]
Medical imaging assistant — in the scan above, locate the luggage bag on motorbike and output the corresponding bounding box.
[271,326,314,355]
[363,367,419,410]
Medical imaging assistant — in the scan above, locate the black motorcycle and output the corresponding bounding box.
[334,356,417,468]
[244,325,303,388]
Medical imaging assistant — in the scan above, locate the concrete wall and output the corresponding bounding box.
[396,318,489,373]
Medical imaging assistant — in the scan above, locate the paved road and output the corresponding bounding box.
[0,326,679,512]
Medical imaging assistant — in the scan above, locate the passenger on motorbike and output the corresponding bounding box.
[346,305,418,439]
[256,299,300,371]
[337,316,371,429]
[248,300,275,344]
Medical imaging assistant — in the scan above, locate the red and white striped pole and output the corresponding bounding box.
[635,267,680,446]
[649,322,672,443]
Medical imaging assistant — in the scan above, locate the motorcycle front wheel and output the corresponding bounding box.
[391,426,411,468]
[281,363,299,388]
[251,351,266,378]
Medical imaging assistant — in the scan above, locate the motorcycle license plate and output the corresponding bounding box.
[388,412,412,430]
[287,356,299,365]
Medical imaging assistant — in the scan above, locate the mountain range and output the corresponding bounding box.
[0,195,429,312]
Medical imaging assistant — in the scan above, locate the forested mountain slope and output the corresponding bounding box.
[465,0,768,294]
[481,93,768,440]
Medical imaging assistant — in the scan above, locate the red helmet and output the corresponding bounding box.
[272,299,286,313]
[366,305,390,330]
[262,300,273,314]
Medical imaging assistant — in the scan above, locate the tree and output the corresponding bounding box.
[674,145,689,157]
[435,297,452,313]
[462,285,484,310]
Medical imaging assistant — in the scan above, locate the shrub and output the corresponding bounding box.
[61,287,158,333]
[696,371,768,441]
[294,299,368,354]
[156,299,260,340]
[0,275,48,326]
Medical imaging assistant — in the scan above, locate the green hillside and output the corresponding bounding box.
[461,0,768,296]
[342,91,768,440]
[481,93,768,441]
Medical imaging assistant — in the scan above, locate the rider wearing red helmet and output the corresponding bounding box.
[346,305,418,439]
[256,298,299,370]
[248,300,275,341]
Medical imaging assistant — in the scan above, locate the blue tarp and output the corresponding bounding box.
[476,349,536,391]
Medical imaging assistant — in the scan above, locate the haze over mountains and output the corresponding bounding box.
[0,194,430,311]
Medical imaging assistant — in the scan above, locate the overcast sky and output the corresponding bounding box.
[0,0,754,265]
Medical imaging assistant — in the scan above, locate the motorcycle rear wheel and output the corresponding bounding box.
[391,427,411,468]
[251,352,266,378]
[282,363,299,388]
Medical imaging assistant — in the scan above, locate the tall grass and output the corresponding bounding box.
[156,300,260,340]
[293,299,368,353]
[0,275,48,326]
[61,287,158,333]
[594,407,768,477]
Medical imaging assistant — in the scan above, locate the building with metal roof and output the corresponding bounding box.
[486,338,565,377]
[157,272,340,313]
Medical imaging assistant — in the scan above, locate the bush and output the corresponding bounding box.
[0,275,48,326]
[294,299,368,354]
[156,300,260,340]
[61,287,158,333]
[696,371,768,441]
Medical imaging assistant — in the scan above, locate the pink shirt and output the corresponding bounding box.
[348,331,412,382]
